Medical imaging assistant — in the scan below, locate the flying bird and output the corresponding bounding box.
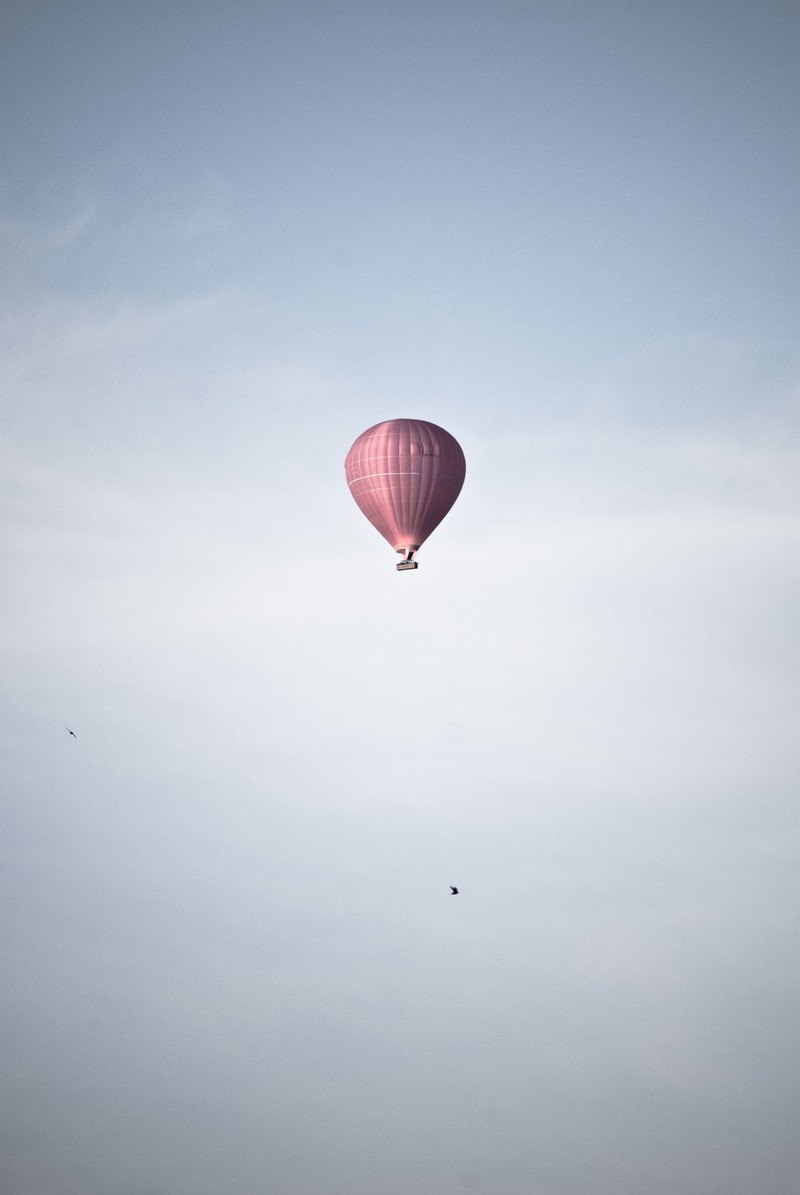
[450,886,459,895]
[66,728,77,738]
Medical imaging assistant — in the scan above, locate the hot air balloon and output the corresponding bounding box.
[345,419,466,569]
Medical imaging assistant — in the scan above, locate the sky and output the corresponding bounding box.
[1,2,798,1193]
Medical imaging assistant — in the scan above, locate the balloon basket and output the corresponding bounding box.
[397,560,418,571]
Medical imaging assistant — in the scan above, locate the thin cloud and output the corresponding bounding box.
[0,199,98,251]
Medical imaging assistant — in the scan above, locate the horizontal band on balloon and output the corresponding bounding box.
[347,470,464,487]
[350,443,444,454]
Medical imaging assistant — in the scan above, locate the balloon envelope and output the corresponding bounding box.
[345,419,466,560]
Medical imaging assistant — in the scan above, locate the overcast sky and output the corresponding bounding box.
[1,3,798,1193]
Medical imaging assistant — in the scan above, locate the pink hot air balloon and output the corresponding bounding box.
[345,419,466,569]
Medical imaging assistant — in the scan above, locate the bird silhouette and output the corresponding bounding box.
[450,886,459,895]
[66,728,77,738]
